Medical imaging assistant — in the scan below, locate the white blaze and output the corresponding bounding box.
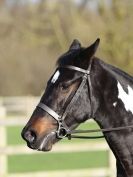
[51,70,60,83]
[117,82,133,113]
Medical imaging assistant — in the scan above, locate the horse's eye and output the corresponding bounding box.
[60,83,69,90]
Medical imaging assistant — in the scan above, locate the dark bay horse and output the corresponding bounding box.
[22,39,133,177]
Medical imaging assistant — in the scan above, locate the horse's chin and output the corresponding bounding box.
[38,138,53,151]
[27,141,53,152]
[38,143,53,152]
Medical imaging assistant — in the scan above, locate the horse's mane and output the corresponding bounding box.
[98,58,133,91]
[99,59,133,81]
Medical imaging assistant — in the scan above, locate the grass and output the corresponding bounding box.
[8,151,108,173]
[7,125,25,145]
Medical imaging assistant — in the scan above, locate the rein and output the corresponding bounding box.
[67,125,133,139]
[37,60,133,140]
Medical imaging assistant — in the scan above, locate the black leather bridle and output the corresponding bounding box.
[37,60,133,140]
[37,58,94,139]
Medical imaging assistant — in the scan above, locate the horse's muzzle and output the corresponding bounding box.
[21,127,57,151]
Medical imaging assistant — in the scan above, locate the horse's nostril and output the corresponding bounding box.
[24,130,37,143]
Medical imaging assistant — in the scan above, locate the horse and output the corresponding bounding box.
[21,38,133,177]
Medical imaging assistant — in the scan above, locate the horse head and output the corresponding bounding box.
[21,39,100,151]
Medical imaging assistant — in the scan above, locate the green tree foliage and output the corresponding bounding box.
[0,0,133,96]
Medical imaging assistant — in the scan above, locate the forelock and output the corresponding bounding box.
[57,49,83,67]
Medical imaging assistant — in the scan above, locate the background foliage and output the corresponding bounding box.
[0,0,133,96]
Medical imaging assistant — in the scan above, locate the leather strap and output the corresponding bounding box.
[62,65,90,74]
[37,103,61,121]
[61,74,89,121]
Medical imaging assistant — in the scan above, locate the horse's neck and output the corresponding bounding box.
[92,59,133,176]
[93,58,133,126]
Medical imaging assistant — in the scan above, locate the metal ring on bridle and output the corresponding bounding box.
[56,127,68,139]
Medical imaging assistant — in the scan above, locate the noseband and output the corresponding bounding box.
[37,61,133,140]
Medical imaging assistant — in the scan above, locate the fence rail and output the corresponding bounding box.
[9,168,110,177]
[0,97,116,177]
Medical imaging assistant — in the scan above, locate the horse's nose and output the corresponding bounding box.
[22,129,37,144]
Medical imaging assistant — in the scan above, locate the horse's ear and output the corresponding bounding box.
[82,38,100,58]
[69,39,81,50]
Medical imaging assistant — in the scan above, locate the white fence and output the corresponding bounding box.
[0,97,116,177]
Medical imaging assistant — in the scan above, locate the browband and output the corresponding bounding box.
[61,65,90,75]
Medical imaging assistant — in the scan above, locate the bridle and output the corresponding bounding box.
[37,60,133,140]
[37,58,93,139]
